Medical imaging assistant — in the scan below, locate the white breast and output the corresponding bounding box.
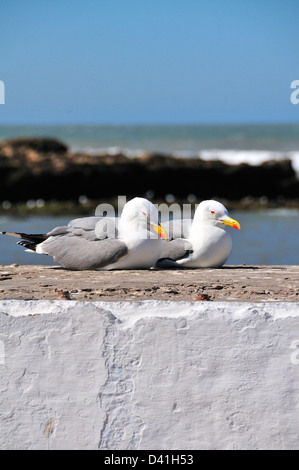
[180,225,232,268]
[100,238,162,270]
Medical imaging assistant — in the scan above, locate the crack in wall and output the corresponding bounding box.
[98,317,145,450]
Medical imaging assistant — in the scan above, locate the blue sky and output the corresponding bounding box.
[0,0,299,124]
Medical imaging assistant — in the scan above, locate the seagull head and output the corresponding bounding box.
[194,200,240,230]
[120,197,168,239]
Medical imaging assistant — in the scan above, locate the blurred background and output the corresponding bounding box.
[0,0,299,265]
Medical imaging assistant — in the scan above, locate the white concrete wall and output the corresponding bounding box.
[1,299,299,450]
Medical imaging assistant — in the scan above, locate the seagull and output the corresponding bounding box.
[156,200,240,268]
[1,197,168,270]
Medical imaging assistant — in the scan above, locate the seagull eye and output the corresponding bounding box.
[210,210,215,215]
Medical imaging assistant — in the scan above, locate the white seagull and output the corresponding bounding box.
[1,197,168,270]
[156,200,240,268]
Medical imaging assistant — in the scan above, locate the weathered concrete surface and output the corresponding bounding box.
[1,299,299,450]
[0,264,299,303]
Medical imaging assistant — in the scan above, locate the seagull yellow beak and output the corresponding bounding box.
[151,223,168,240]
[220,216,241,230]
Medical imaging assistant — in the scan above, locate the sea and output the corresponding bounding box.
[1,123,299,173]
[0,123,299,266]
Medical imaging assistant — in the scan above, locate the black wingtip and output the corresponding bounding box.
[17,240,37,251]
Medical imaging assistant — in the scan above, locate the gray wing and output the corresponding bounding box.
[157,237,193,264]
[156,218,193,266]
[41,216,126,269]
[40,235,128,270]
[162,219,192,240]
[47,216,119,241]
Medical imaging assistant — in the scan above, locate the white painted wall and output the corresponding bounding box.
[0,300,299,450]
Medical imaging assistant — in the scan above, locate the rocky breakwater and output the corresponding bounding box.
[0,137,298,203]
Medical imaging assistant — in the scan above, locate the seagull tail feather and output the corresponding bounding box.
[1,231,48,252]
[1,231,47,242]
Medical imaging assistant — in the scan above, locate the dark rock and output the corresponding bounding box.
[0,137,298,203]
[56,290,71,300]
[196,293,211,301]
[0,137,68,154]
